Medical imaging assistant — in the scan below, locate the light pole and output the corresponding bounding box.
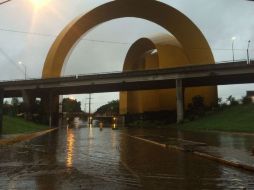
[18,61,27,79]
[231,37,236,62]
[247,40,251,64]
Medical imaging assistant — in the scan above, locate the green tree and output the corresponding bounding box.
[241,96,252,105]
[62,98,81,113]
[227,95,239,106]
[187,95,205,120]
[95,100,119,115]
[11,97,20,116]
[3,101,12,115]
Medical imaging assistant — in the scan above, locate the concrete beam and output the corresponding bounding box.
[176,79,184,123]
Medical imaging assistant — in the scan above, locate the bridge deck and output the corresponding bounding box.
[0,61,254,97]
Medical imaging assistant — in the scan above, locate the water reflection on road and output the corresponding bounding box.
[0,126,254,189]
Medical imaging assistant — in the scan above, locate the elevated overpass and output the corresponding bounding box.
[0,60,254,127]
[1,60,254,97]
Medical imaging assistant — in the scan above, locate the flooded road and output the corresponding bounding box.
[0,127,254,189]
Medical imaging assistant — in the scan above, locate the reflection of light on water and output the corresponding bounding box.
[99,122,103,131]
[111,128,117,149]
[88,127,94,150]
[89,126,93,138]
[66,128,75,168]
[112,123,116,129]
[73,117,80,128]
[89,127,93,140]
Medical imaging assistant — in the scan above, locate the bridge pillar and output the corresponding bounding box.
[22,90,36,120]
[176,79,184,123]
[41,92,59,128]
[0,89,3,134]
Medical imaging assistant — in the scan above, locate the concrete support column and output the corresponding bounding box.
[58,95,63,127]
[0,90,4,134]
[22,90,36,120]
[176,79,184,123]
[41,92,59,128]
[49,93,53,128]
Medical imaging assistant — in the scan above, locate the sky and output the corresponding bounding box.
[0,0,254,112]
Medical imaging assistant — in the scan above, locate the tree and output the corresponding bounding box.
[95,100,119,116]
[227,95,239,106]
[3,101,12,115]
[241,96,252,104]
[62,98,81,113]
[10,97,20,116]
[187,95,205,120]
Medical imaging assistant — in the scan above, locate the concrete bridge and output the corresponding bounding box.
[0,60,254,128]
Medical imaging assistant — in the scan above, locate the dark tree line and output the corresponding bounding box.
[62,98,81,113]
[95,100,119,116]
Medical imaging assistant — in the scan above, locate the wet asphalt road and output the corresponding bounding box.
[0,127,254,190]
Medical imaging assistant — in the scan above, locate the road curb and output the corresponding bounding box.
[126,134,254,173]
[0,128,58,146]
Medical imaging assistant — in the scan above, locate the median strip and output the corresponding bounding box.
[0,128,58,146]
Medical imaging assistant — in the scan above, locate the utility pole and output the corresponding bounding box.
[247,40,251,64]
[86,94,92,126]
[232,37,236,63]
[88,94,91,119]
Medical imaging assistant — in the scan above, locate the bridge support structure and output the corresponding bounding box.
[41,92,59,128]
[176,79,184,124]
[22,90,36,120]
[22,90,59,127]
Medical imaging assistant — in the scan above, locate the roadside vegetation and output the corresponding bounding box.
[2,116,48,135]
[128,95,254,133]
[2,98,49,135]
[176,103,254,133]
[1,97,83,135]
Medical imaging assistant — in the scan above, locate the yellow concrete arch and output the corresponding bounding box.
[120,37,159,114]
[42,0,216,78]
[120,35,217,114]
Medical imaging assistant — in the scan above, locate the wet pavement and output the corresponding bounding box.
[0,126,254,189]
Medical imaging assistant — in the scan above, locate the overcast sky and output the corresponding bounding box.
[0,0,254,111]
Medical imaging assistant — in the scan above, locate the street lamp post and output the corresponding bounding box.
[247,40,251,64]
[18,61,27,79]
[232,37,236,63]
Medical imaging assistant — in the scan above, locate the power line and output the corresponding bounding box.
[1,27,253,51]
[0,0,11,5]
[0,27,130,45]
[0,27,55,38]
[0,47,30,78]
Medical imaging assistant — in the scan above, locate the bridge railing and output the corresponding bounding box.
[0,59,250,84]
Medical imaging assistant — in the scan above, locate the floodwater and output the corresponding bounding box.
[0,125,254,189]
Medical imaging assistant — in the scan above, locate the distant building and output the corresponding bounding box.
[246,91,254,102]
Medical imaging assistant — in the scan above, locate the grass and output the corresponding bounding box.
[174,104,254,133]
[2,116,49,135]
[128,104,254,133]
